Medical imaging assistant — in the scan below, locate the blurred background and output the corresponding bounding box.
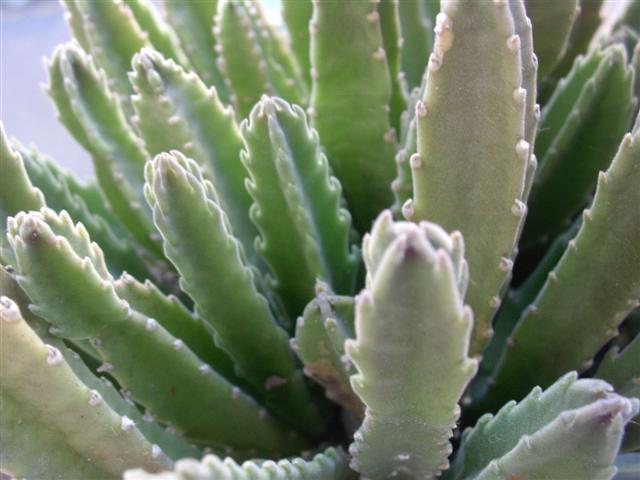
[0,0,282,179]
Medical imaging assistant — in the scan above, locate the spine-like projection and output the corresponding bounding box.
[240,96,359,318]
[0,295,172,478]
[0,266,201,462]
[525,0,580,79]
[60,0,89,50]
[509,0,539,202]
[0,123,44,261]
[539,0,605,102]
[125,446,355,480]
[392,77,426,215]
[522,45,635,248]
[409,0,531,356]
[14,140,148,280]
[121,0,191,68]
[214,0,272,118]
[448,373,638,480]
[362,210,469,296]
[281,0,313,87]
[378,0,406,135]
[310,0,397,233]
[144,151,326,437]
[46,42,162,258]
[113,272,244,389]
[533,47,604,163]
[478,218,580,384]
[7,210,304,455]
[243,0,308,105]
[292,284,362,414]
[347,213,477,479]
[214,1,305,119]
[396,0,538,220]
[62,0,149,115]
[161,0,231,104]
[475,397,636,480]
[398,0,434,90]
[487,114,640,408]
[129,48,258,263]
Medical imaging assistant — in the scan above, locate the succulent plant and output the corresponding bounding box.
[1,0,640,479]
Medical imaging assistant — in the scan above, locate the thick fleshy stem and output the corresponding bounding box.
[144,151,327,437]
[410,0,530,356]
[310,0,397,233]
[347,214,477,478]
[240,96,359,319]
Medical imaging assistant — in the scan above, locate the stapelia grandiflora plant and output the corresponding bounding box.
[1,0,640,479]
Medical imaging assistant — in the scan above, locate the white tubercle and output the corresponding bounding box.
[145,318,158,332]
[46,345,63,366]
[0,296,21,322]
[88,390,103,406]
[121,416,136,432]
